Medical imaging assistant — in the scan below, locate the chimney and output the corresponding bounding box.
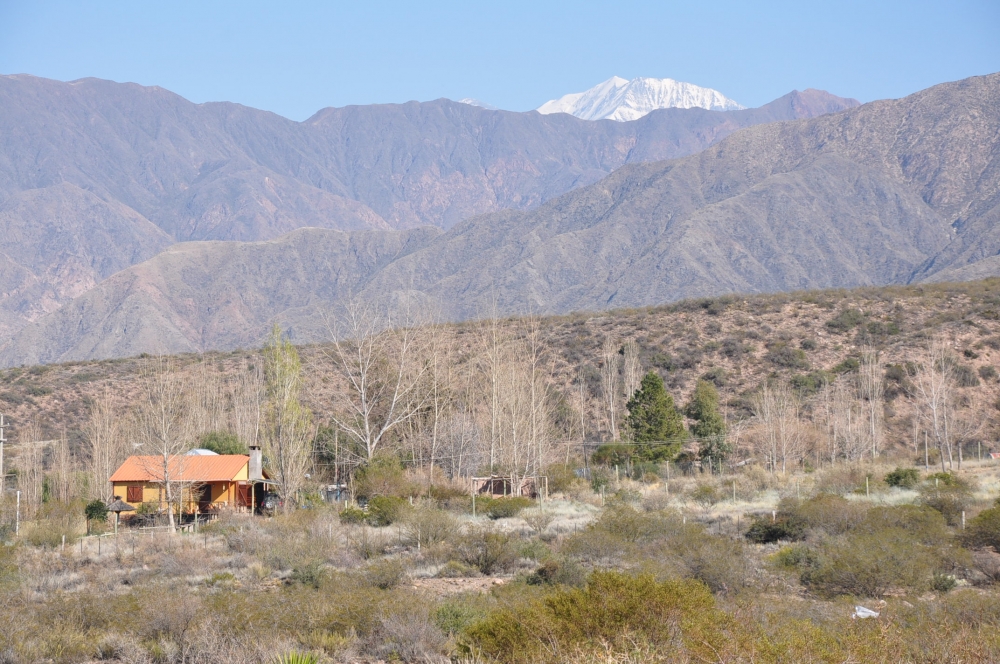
[249,445,262,481]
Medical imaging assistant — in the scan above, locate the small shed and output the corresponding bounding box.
[471,474,547,499]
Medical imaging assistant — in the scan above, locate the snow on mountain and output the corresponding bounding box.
[537,76,745,121]
[458,98,498,110]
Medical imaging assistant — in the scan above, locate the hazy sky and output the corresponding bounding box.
[1,0,998,121]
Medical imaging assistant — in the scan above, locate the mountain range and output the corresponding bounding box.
[0,74,857,350]
[1,72,997,366]
[537,76,745,121]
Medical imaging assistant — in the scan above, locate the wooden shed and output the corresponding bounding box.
[109,448,271,515]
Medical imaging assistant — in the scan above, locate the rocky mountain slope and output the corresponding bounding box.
[0,74,856,341]
[537,76,745,120]
[2,73,995,366]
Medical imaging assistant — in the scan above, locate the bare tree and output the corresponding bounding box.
[134,356,193,533]
[416,320,453,485]
[51,432,73,503]
[912,341,955,472]
[751,382,804,473]
[600,336,621,440]
[479,310,507,472]
[230,359,265,450]
[622,339,642,403]
[13,419,44,519]
[188,360,228,440]
[951,391,986,469]
[85,388,127,501]
[262,325,314,512]
[858,346,885,459]
[522,316,552,479]
[324,302,427,462]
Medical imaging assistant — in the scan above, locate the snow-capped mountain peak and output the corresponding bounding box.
[537,76,744,121]
[458,98,498,110]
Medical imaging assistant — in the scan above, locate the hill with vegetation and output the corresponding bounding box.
[0,280,998,662]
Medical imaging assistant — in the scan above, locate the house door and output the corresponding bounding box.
[197,485,212,512]
[236,482,252,508]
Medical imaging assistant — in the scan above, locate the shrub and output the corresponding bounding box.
[931,573,957,592]
[338,506,366,525]
[461,572,725,664]
[745,515,805,544]
[85,499,108,523]
[526,559,586,587]
[782,494,866,536]
[669,527,753,594]
[980,365,998,381]
[522,508,555,535]
[436,560,480,578]
[963,505,1000,549]
[927,472,961,487]
[589,467,611,492]
[275,652,319,664]
[920,474,972,526]
[590,504,676,544]
[720,338,750,360]
[290,561,325,588]
[884,467,920,489]
[354,456,409,500]
[690,484,719,507]
[765,343,810,369]
[367,495,409,527]
[456,526,519,575]
[435,594,493,637]
[772,544,816,570]
[28,500,85,547]
[826,308,865,333]
[483,496,534,520]
[802,527,938,597]
[954,364,981,387]
[700,367,727,387]
[832,357,860,373]
[542,464,578,494]
[402,506,458,546]
[790,370,833,396]
[800,338,818,351]
[363,559,406,589]
[857,505,950,547]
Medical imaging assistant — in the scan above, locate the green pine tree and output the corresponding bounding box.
[684,379,730,467]
[625,371,686,462]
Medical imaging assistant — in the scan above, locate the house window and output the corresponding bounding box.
[127,485,142,503]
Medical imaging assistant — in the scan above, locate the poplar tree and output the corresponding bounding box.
[263,325,313,512]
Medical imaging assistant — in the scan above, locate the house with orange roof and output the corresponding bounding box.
[109,446,271,514]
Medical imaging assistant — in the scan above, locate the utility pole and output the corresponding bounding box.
[0,413,6,491]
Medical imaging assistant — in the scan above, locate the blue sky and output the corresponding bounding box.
[1,0,998,121]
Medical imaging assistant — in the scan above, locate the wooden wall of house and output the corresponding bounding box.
[112,480,248,513]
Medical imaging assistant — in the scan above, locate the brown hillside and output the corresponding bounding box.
[2,279,998,462]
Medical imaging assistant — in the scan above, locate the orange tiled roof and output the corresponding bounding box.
[110,455,250,483]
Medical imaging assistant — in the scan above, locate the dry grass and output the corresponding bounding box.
[0,458,1000,661]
